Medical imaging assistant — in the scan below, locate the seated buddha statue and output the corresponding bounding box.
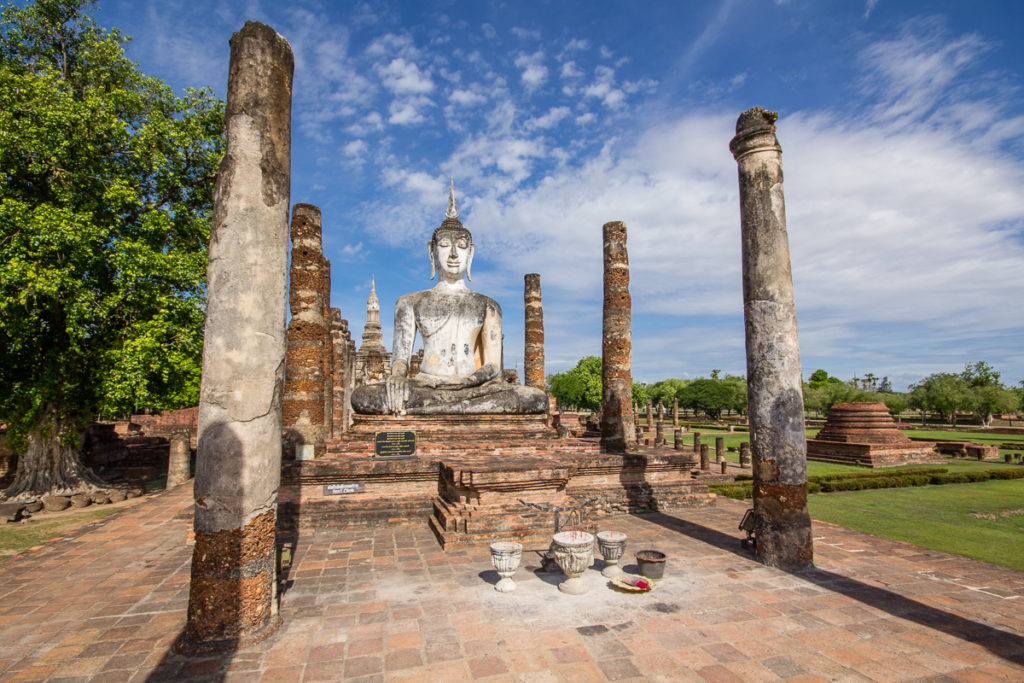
[350,183,547,416]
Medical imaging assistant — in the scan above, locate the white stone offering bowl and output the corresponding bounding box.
[489,541,523,593]
[596,530,627,578]
[551,531,595,595]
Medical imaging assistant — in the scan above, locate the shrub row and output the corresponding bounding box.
[709,467,1024,500]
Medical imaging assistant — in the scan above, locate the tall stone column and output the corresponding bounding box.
[672,399,679,426]
[181,21,292,653]
[730,106,813,571]
[523,273,545,391]
[282,204,327,460]
[600,221,636,452]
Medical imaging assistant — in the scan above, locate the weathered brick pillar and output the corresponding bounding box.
[166,429,191,488]
[321,257,333,438]
[655,421,664,446]
[600,221,636,452]
[693,432,701,453]
[657,402,664,421]
[740,441,751,467]
[181,21,292,654]
[646,402,654,427]
[672,399,679,426]
[716,437,725,463]
[730,106,813,570]
[673,429,682,450]
[523,273,546,392]
[700,444,710,471]
[282,204,327,459]
[328,309,351,435]
[721,460,729,474]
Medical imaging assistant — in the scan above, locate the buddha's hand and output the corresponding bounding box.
[434,364,499,390]
[384,375,409,415]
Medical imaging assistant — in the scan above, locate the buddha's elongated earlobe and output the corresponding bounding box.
[466,244,474,282]
[428,241,436,280]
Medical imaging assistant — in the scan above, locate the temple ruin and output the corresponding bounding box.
[807,402,940,467]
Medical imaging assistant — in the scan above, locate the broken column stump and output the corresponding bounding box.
[730,106,813,571]
[179,21,293,654]
[166,430,191,489]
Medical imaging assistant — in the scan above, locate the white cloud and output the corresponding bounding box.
[510,26,541,41]
[450,88,487,107]
[457,56,1024,383]
[527,106,571,130]
[378,57,435,94]
[676,0,737,74]
[583,65,625,108]
[559,38,589,58]
[365,32,419,59]
[514,51,548,92]
[345,112,384,137]
[560,61,583,79]
[858,18,989,125]
[339,242,365,259]
[343,139,368,158]
[388,96,432,125]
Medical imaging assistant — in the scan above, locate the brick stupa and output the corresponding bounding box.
[806,402,940,467]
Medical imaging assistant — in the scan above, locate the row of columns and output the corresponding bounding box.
[181,18,811,651]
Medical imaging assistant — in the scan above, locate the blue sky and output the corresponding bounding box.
[93,0,1024,391]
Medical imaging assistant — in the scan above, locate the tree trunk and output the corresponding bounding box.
[3,410,106,499]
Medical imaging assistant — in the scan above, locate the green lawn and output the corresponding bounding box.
[902,429,1024,452]
[0,506,123,560]
[808,479,1024,571]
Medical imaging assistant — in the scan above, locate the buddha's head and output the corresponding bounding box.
[429,220,473,282]
[429,180,474,282]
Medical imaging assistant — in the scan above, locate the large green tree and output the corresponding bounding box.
[908,373,972,427]
[548,356,603,412]
[0,0,223,497]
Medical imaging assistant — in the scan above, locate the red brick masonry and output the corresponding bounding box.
[279,413,712,547]
[807,402,941,467]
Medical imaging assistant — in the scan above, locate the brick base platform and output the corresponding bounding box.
[278,413,713,546]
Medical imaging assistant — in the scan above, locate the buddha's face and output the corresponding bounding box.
[431,229,473,281]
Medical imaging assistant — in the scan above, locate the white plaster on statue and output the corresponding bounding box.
[351,183,546,415]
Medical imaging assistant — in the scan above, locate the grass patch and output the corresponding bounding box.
[0,506,123,560]
[808,479,1024,571]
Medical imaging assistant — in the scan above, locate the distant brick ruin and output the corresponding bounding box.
[807,402,941,467]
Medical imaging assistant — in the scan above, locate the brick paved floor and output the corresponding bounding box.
[1,483,1022,682]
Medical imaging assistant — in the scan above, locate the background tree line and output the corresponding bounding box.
[802,361,1021,426]
[550,358,1022,426]
[548,358,747,419]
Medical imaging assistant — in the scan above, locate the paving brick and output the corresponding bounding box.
[0,485,1021,683]
[467,654,509,678]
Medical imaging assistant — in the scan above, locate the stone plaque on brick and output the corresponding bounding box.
[323,483,365,495]
[374,431,417,459]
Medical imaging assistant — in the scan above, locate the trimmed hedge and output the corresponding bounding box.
[709,467,1024,500]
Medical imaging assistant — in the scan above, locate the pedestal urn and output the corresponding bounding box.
[551,531,594,594]
[489,541,523,592]
[596,531,627,578]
